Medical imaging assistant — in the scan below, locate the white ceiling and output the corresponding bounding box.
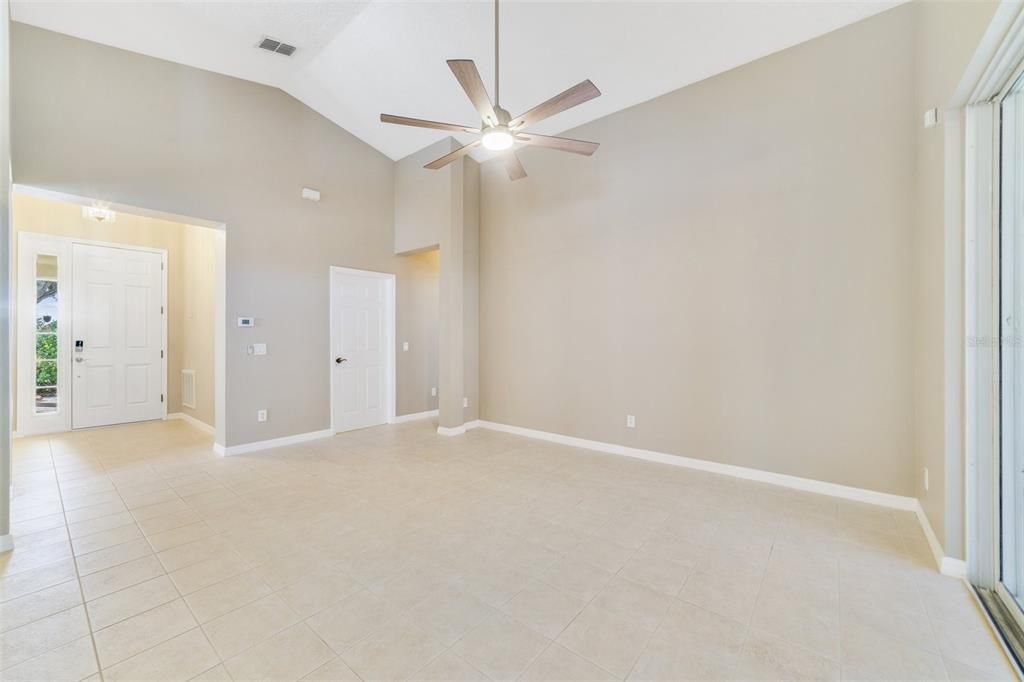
[12,0,902,161]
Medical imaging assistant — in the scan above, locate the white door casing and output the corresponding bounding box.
[330,267,395,433]
[72,243,165,429]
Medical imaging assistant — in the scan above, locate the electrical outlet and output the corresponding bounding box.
[431,387,437,397]
[463,397,469,408]
[626,415,636,428]
[924,467,929,492]
[257,409,267,423]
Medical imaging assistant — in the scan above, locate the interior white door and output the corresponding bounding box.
[331,270,388,432]
[72,243,164,429]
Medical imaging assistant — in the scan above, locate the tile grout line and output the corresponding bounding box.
[476,510,654,680]
[48,433,107,682]
[108,453,228,680]
[836,517,845,678]
[8,421,1011,681]
[71,431,206,677]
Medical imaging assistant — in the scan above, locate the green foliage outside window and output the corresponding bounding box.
[36,334,57,360]
[36,360,56,387]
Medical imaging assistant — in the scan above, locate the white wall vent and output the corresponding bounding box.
[181,370,197,409]
[257,36,297,57]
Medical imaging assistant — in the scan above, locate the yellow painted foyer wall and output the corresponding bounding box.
[12,192,217,429]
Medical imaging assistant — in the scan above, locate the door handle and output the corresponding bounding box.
[75,357,85,363]
[335,357,347,364]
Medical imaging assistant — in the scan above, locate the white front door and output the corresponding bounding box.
[72,243,165,429]
[331,269,389,432]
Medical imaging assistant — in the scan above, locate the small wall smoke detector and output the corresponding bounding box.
[257,36,297,57]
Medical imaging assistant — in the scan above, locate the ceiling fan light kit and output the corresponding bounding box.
[481,125,514,151]
[379,0,601,180]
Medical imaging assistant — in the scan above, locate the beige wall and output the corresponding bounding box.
[180,223,218,426]
[11,192,218,428]
[397,248,440,416]
[912,1,998,556]
[394,137,476,423]
[11,23,439,445]
[481,4,922,495]
[463,157,480,423]
[395,139,451,255]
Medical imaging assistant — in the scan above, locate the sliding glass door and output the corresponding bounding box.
[999,73,1024,634]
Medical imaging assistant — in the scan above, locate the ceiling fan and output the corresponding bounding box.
[379,0,601,180]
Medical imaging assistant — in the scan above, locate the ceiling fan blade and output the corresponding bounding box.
[424,140,481,170]
[447,60,498,125]
[515,132,599,156]
[380,114,478,134]
[504,152,527,181]
[510,80,601,129]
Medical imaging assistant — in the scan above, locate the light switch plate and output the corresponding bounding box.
[248,343,267,356]
[463,397,469,408]
[403,341,409,351]
[924,107,939,128]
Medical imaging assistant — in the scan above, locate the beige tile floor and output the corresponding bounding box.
[0,419,1019,681]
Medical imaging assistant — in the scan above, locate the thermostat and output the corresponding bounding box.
[237,317,254,328]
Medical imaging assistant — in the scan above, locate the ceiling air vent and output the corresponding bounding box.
[258,36,296,57]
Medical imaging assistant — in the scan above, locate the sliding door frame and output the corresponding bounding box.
[965,4,1024,591]
[962,4,1024,666]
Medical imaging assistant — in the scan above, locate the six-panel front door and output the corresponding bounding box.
[72,243,164,429]
[331,269,388,432]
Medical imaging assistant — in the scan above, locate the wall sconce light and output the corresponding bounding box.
[83,206,117,223]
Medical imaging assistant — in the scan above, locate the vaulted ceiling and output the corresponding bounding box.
[11,1,902,161]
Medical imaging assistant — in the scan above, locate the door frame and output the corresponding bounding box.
[328,265,397,434]
[960,3,1024,668]
[964,3,1024,591]
[16,232,168,435]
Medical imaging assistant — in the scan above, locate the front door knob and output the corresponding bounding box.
[335,357,347,364]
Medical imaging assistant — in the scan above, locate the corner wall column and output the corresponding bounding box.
[438,150,466,434]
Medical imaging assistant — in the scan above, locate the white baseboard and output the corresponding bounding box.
[394,409,438,424]
[941,557,968,578]
[218,429,333,456]
[914,500,968,577]
[474,420,974,576]
[167,412,215,435]
[205,415,960,575]
[0,534,12,553]
[474,420,918,511]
